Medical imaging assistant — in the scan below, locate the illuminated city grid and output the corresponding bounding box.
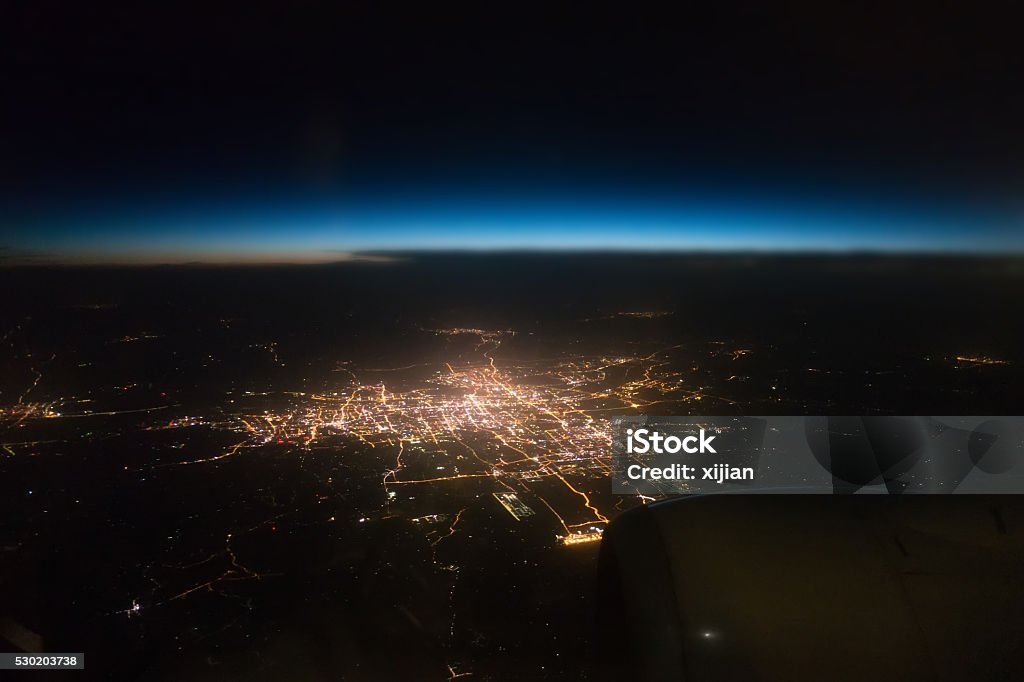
[162,327,736,538]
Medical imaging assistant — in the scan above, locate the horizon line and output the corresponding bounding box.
[4,246,1024,268]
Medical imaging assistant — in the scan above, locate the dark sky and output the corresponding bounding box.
[4,2,1024,260]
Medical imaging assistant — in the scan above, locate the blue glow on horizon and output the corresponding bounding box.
[6,194,1023,263]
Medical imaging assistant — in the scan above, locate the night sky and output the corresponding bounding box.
[4,2,1024,262]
